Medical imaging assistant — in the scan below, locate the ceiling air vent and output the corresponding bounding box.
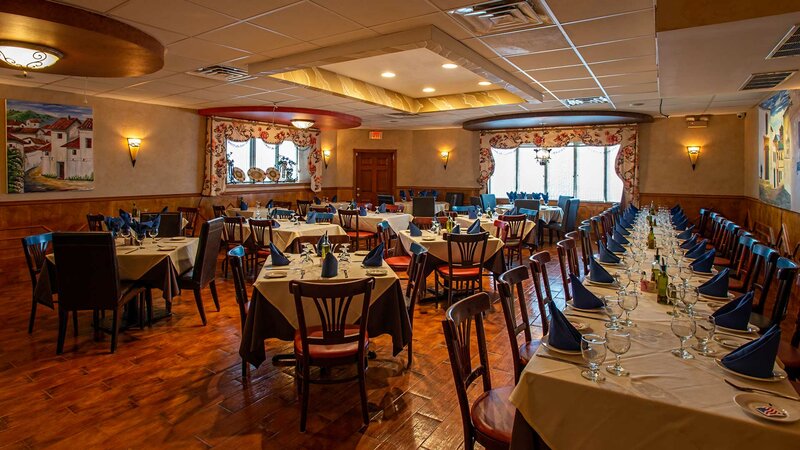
[188,65,256,82]
[767,24,800,59]
[739,71,796,90]
[448,0,552,36]
[562,96,609,107]
[384,112,421,119]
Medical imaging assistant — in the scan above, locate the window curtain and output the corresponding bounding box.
[202,117,322,196]
[478,125,639,205]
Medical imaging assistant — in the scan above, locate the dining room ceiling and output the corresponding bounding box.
[0,0,797,129]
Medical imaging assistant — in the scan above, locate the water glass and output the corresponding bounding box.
[603,295,624,330]
[605,330,631,376]
[619,291,638,327]
[628,269,643,294]
[581,334,607,382]
[684,287,699,316]
[147,227,159,243]
[670,312,696,359]
[692,314,717,356]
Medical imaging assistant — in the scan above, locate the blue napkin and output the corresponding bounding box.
[399,190,407,201]
[620,216,633,228]
[267,200,274,209]
[467,219,482,234]
[327,204,335,213]
[614,222,630,236]
[271,220,281,228]
[410,242,427,255]
[359,206,367,216]
[629,205,639,213]
[468,207,478,219]
[589,258,615,283]
[450,225,461,234]
[721,324,780,378]
[680,234,698,249]
[570,274,605,309]
[671,212,686,225]
[362,243,384,267]
[547,301,582,351]
[606,235,626,253]
[408,189,415,197]
[408,222,422,237]
[542,193,549,203]
[313,196,321,205]
[378,203,387,213]
[269,242,290,266]
[315,234,325,256]
[677,225,695,240]
[331,195,337,202]
[690,249,716,273]
[119,209,132,229]
[698,268,729,297]
[712,291,753,330]
[685,240,709,259]
[377,220,390,232]
[670,204,682,214]
[321,252,338,278]
[105,216,123,233]
[674,218,689,231]
[305,212,317,224]
[598,241,621,264]
[612,229,629,245]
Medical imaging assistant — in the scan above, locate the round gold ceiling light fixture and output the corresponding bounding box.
[381,71,396,78]
[0,40,62,69]
[422,87,436,93]
[478,81,492,86]
[441,63,458,69]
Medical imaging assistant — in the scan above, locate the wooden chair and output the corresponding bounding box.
[778,278,800,380]
[177,206,199,237]
[412,217,434,230]
[497,214,526,267]
[52,232,146,353]
[221,216,248,277]
[141,211,183,238]
[86,213,105,231]
[731,243,780,314]
[729,235,758,289]
[405,249,429,368]
[310,205,331,213]
[248,219,274,269]
[442,292,514,450]
[338,209,374,251]
[290,278,375,432]
[273,201,293,209]
[178,218,224,325]
[577,224,593,275]
[435,232,489,308]
[228,246,252,380]
[313,212,334,224]
[697,208,711,237]
[556,238,581,302]
[497,264,541,383]
[212,205,226,218]
[21,232,78,334]
[375,222,407,274]
[292,234,350,253]
[296,200,312,217]
[750,257,799,333]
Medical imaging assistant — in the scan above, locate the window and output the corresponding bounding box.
[225,138,302,184]
[71,149,77,156]
[57,133,63,139]
[85,138,92,148]
[489,144,622,202]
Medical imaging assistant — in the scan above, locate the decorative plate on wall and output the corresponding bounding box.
[266,167,281,182]
[232,167,246,182]
[248,167,266,182]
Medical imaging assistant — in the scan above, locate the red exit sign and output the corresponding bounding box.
[369,131,383,140]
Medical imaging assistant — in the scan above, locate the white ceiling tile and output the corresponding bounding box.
[541,78,599,91]
[461,38,501,59]
[597,71,658,87]
[310,29,381,47]
[577,37,656,63]
[125,80,197,96]
[187,0,297,19]
[480,26,569,56]
[662,96,713,105]
[233,77,295,91]
[260,42,321,58]
[603,82,659,95]
[548,0,654,24]
[158,73,225,89]
[57,0,127,13]
[148,94,208,107]
[562,10,654,47]
[711,91,769,102]
[319,0,438,27]
[550,87,605,97]
[589,55,656,76]
[198,23,301,54]
[0,71,69,85]
[204,83,268,96]
[162,53,214,73]
[241,91,301,103]
[120,21,188,45]
[428,0,477,10]
[369,12,473,40]
[110,0,237,36]
[167,38,251,65]
[525,65,593,82]
[249,2,363,41]
[507,49,582,71]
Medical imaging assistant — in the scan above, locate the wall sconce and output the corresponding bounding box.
[686,145,701,170]
[440,150,450,170]
[127,138,141,167]
[322,148,331,168]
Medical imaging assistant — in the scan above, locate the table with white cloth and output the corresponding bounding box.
[239,255,412,368]
[395,201,449,216]
[509,264,800,449]
[455,216,536,244]
[497,204,563,224]
[356,212,413,233]
[236,220,346,253]
[396,229,506,276]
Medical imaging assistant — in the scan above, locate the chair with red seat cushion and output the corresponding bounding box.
[289,278,375,432]
[227,246,252,380]
[248,219,274,272]
[404,248,428,368]
[337,209,375,251]
[412,217,434,230]
[375,221,408,274]
[442,292,515,450]
[498,262,541,384]
[435,232,489,308]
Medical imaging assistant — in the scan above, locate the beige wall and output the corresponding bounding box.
[1,85,204,202]
[743,105,760,199]
[638,114,745,196]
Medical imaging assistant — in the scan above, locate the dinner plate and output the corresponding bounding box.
[265,271,288,278]
[354,250,370,256]
[693,269,717,277]
[157,246,177,251]
[715,359,788,383]
[365,269,388,276]
[169,237,186,241]
[541,338,581,355]
[716,323,759,335]
[700,292,736,301]
[422,236,436,241]
[734,394,800,423]
[566,303,605,314]
[713,334,754,350]
[594,256,623,267]
[586,279,618,288]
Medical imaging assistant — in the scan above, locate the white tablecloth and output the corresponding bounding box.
[356,213,413,234]
[238,220,346,252]
[539,205,563,223]
[395,201,449,216]
[455,216,535,243]
[396,229,504,263]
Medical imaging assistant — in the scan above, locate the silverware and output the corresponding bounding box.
[565,312,610,322]
[122,248,138,254]
[536,353,588,368]
[724,379,800,401]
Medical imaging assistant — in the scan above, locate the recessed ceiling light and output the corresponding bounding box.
[442,63,458,69]
[478,81,492,86]
[422,87,436,93]
[381,71,396,78]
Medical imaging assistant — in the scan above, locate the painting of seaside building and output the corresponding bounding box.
[6,99,94,193]
[757,90,799,211]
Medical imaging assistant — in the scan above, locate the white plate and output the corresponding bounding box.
[714,334,754,350]
[169,237,186,241]
[354,250,370,256]
[734,393,800,423]
[700,292,736,301]
[157,246,177,251]
[569,320,589,331]
[586,279,617,288]
[265,271,288,278]
[422,236,436,241]
[717,323,759,335]
[715,359,787,382]
[692,268,717,277]
[566,303,605,314]
[365,269,388,276]
[541,338,582,355]
[594,256,623,267]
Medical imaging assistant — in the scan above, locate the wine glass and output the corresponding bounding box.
[147,227,159,244]
[605,330,631,377]
[628,268,643,294]
[619,291,638,327]
[119,226,131,243]
[339,252,351,278]
[581,334,607,382]
[692,314,717,356]
[132,229,144,249]
[666,283,682,316]
[678,262,693,287]
[684,286,699,317]
[603,295,624,330]
[670,312,696,359]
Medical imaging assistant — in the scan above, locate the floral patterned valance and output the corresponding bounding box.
[202,117,322,196]
[478,125,640,205]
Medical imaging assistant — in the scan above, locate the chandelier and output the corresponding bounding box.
[0,41,63,70]
[290,119,315,129]
[535,147,551,165]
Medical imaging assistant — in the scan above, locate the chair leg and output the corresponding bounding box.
[209,280,221,312]
[358,356,369,427]
[56,308,68,354]
[300,364,311,432]
[28,298,37,334]
[193,288,207,325]
[407,340,413,369]
[110,308,120,353]
[145,288,153,327]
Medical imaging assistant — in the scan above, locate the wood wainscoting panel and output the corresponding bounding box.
[639,193,747,225]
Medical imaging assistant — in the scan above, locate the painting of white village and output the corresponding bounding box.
[6,99,93,193]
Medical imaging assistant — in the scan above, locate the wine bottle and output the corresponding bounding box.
[657,262,669,304]
[647,225,656,249]
[320,232,331,260]
[131,202,139,221]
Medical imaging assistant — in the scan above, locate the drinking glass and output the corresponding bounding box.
[132,230,144,249]
[616,270,630,290]
[692,314,717,356]
[147,227,159,244]
[666,283,682,316]
[339,252,351,278]
[670,312,696,359]
[581,334,607,382]
[119,226,131,242]
[619,291,638,327]
[603,295,624,330]
[666,264,680,285]
[678,262,693,287]
[605,330,631,376]
[684,286,699,317]
[628,268,643,294]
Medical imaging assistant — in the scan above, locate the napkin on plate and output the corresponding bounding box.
[467,219,482,234]
[685,239,708,258]
[614,222,630,236]
[269,242,290,266]
[450,225,461,234]
[362,243,384,267]
[589,257,615,283]
[571,273,605,309]
[674,217,689,231]
[698,268,730,297]
[676,225,695,240]
[606,235,626,253]
[408,222,422,237]
[305,212,317,224]
[721,324,780,379]
[547,301,582,351]
[598,241,621,264]
[680,234,699,250]
[105,216,124,233]
[468,207,479,219]
[712,291,753,330]
[671,212,686,225]
[378,203,387,213]
[359,206,367,216]
[612,229,630,245]
[670,204,682,214]
[321,252,338,278]
[119,209,132,228]
[689,249,716,273]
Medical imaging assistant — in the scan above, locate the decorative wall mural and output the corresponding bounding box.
[6,99,94,193]
[757,90,800,210]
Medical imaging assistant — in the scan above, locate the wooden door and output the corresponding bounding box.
[354,150,395,205]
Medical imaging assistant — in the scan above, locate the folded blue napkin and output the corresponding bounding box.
[313,196,321,205]
[467,219,482,234]
[271,220,281,228]
[321,252,338,278]
[399,190,407,201]
[671,212,686,225]
[674,218,689,231]
[547,301,582,351]
[698,268,729,297]
[377,220,390,232]
[680,234,698,249]
[362,243,384,267]
[378,203,387,213]
[468,207,478,219]
[629,205,639,213]
[721,324,780,378]
[677,225,695,240]
[612,229,630,245]
[269,242,290,266]
[410,242,427,254]
[315,234,325,256]
[570,274,605,309]
[119,209,132,229]
[450,225,461,234]
[606,235,626,253]
[105,216,124,233]
[690,249,716,273]
[620,216,633,228]
[331,195,337,202]
[267,200,274,209]
[359,206,367,216]
[305,212,317,224]
[685,240,709,259]
[408,222,422,237]
[326,204,335,213]
[614,222,630,236]
[670,204,682,214]
[598,241,621,264]
[589,258,615,283]
[712,291,753,330]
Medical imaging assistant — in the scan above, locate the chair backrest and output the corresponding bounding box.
[212,205,226,218]
[21,232,53,290]
[177,207,199,236]
[296,200,312,216]
[386,204,404,213]
[498,214,526,241]
[313,212,334,223]
[480,193,497,211]
[193,218,224,286]
[529,251,554,336]
[141,211,183,237]
[767,257,799,328]
[732,235,758,279]
[290,278,374,355]
[406,250,429,327]
[577,224,593,274]
[273,201,293,209]
[86,214,105,231]
[441,292,493,445]
[469,196,482,209]
[497,265,534,383]
[697,208,710,237]
[222,216,247,244]
[412,217,434,230]
[337,209,360,231]
[742,243,780,312]
[52,232,121,311]
[310,205,331,213]
[412,197,435,217]
[227,246,249,329]
[556,195,571,211]
[248,219,274,249]
[590,216,604,246]
[556,238,580,301]
[445,232,489,270]
[376,222,393,256]
[719,221,741,258]
[514,199,540,212]
[377,194,395,205]
[445,192,463,207]
[564,198,580,232]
